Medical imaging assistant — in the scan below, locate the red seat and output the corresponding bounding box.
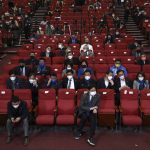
[98,89,116,127]
[143,65,150,73]
[0,89,12,114]
[22,44,33,50]
[56,89,76,125]
[52,57,65,64]
[36,89,56,125]
[124,64,141,73]
[94,56,107,64]
[120,89,142,126]
[13,89,32,110]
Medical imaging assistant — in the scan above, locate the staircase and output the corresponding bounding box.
[115,5,149,47]
[19,6,48,45]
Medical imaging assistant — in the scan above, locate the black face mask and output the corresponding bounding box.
[82,65,87,68]
[30,56,35,59]
[20,65,24,68]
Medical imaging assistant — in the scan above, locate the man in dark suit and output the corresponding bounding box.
[25,74,39,107]
[25,52,39,66]
[64,51,80,66]
[114,69,132,106]
[6,96,29,146]
[97,71,114,89]
[79,70,96,89]
[136,53,150,66]
[6,71,22,90]
[13,59,30,77]
[40,46,54,58]
[68,34,80,44]
[61,70,79,90]
[34,58,51,76]
[41,73,61,90]
[74,85,100,146]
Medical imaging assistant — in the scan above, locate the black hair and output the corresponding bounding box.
[11,96,20,103]
[66,69,73,74]
[116,69,124,75]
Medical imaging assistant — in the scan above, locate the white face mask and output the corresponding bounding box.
[46,50,50,53]
[29,79,34,84]
[119,75,125,80]
[67,67,72,70]
[138,77,144,81]
[108,76,113,80]
[10,76,16,81]
[85,76,90,80]
[58,44,63,49]
[68,55,73,59]
[12,104,19,109]
[90,91,96,96]
[67,75,73,80]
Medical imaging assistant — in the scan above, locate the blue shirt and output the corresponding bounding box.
[77,67,94,78]
[110,65,128,77]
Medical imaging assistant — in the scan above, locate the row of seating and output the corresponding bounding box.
[0,88,150,127]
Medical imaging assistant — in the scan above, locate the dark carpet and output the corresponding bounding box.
[0,128,150,150]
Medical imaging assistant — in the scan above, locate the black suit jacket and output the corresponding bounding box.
[114,77,133,93]
[68,38,80,44]
[79,78,96,89]
[13,66,31,77]
[78,92,100,116]
[7,101,28,119]
[40,51,54,57]
[64,57,80,66]
[137,59,150,65]
[61,77,79,90]
[97,78,114,89]
[6,78,22,90]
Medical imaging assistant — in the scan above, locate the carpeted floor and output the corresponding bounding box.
[0,128,150,150]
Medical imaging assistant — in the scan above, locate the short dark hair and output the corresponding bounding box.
[11,96,20,103]
[136,71,145,80]
[88,84,96,90]
[9,70,16,76]
[84,69,91,74]
[117,69,124,75]
[66,69,73,74]
[115,59,121,63]
[106,70,113,75]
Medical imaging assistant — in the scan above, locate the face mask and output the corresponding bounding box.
[68,55,73,59]
[67,75,73,80]
[12,104,19,109]
[119,75,125,80]
[115,64,121,68]
[82,65,87,68]
[85,76,90,80]
[10,77,16,81]
[138,77,144,81]
[108,76,113,80]
[90,91,96,96]
[46,50,50,53]
[29,79,34,84]
[58,44,63,49]
[67,67,72,70]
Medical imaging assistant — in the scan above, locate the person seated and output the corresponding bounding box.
[93,0,101,9]
[6,71,22,90]
[25,74,39,107]
[64,51,80,66]
[25,52,39,66]
[80,38,94,57]
[97,71,114,89]
[110,59,128,77]
[133,72,149,90]
[45,21,55,36]
[74,85,100,146]
[57,42,66,56]
[61,70,79,90]
[40,46,54,58]
[6,96,29,145]
[13,59,30,77]
[79,70,96,89]
[34,58,51,76]
[113,30,122,39]
[40,17,47,26]
[68,34,80,44]
[78,60,94,78]
[62,64,76,78]
[114,69,132,106]
[136,53,150,65]
[41,73,61,90]
[104,34,114,44]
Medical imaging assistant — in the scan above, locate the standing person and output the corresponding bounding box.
[74,86,100,146]
[6,96,29,146]
[24,15,32,39]
[124,6,130,24]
